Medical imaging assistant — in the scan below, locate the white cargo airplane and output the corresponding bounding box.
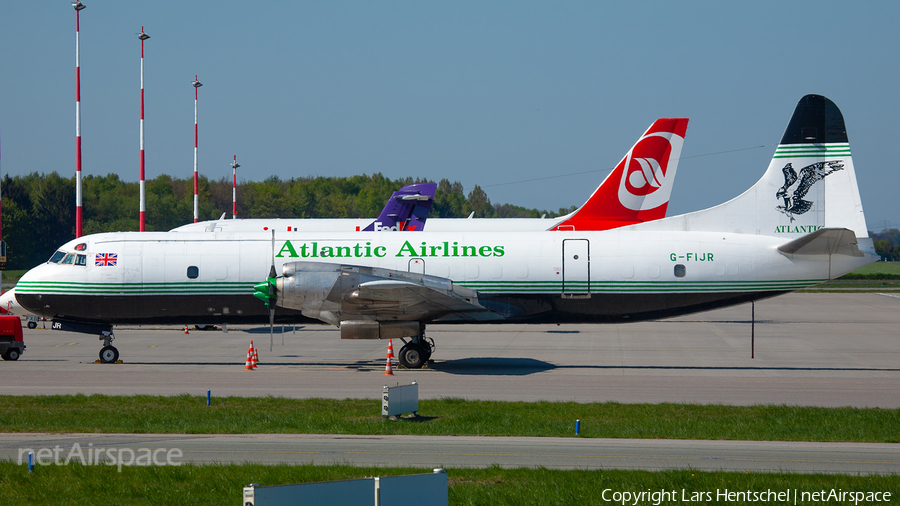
[171,118,689,234]
[11,96,875,367]
[0,288,44,328]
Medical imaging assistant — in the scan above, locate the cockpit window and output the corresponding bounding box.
[49,251,66,263]
[61,254,76,265]
[75,254,87,266]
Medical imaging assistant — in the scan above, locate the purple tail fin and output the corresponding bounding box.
[363,182,437,231]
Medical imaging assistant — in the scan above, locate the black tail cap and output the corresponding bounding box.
[780,94,848,145]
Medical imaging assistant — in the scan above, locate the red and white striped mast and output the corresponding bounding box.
[192,76,202,223]
[231,156,240,219]
[138,27,149,231]
[1,123,4,290]
[1,123,4,280]
[73,1,86,238]
[0,124,3,241]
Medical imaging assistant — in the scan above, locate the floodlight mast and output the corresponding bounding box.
[73,1,86,238]
[138,27,149,231]
[1,124,3,288]
[231,156,240,219]
[192,76,202,223]
[1,124,3,287]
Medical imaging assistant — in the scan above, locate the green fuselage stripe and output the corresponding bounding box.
[16,278,825,295]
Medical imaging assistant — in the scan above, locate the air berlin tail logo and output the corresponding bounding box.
[617,131,684,211]
[627,157,665,192]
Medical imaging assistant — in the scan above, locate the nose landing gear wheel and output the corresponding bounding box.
[99,346,119,364]
[27,321,37,329]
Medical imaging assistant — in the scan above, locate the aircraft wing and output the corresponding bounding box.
[347,279,486,317]
[777,228,864,257]
[278,262,495,326]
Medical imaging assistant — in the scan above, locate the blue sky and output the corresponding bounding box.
[2,2,898,230]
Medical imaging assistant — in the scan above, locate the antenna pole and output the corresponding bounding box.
[138,27,150,231]
[74,2,86,238]
[231,155,240,219]
[1,123,3,245]
[192,76,202,223]
[1,123,4,291]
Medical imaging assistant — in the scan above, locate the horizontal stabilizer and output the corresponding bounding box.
[777,228,863,257]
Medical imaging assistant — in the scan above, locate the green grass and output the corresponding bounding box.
[1,462,897,506]
[2,395,899,442]
[847,262,900,276]
[0,269,25,286]
[798,261,900,290]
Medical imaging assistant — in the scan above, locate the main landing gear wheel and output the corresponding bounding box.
[27,321,37,329]
[99,345,119,364]
[398,341,432,369]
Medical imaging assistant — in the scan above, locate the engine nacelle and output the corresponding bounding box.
[277,260,485,328]
[339,320,421,340]
[277,262,344,311]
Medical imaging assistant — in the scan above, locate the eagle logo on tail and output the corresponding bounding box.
[775,160,844,221]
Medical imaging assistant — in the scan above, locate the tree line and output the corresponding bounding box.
[872,229,900,261]
[8,170,893,271]
[1,172,575,270]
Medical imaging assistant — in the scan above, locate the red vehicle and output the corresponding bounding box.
[0,316,25,361]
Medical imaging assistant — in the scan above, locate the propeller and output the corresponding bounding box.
[252,230,278,352]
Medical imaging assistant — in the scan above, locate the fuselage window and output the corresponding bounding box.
[674,264,686,278]
[49,251,66,263]
[187,266,199,279]
[515,264,529,279]
[61,253,76,265]
[75,254,87,266]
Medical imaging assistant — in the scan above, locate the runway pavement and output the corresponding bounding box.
[3,292,899,476]
[2,433,898,475]
[5,293,899,407]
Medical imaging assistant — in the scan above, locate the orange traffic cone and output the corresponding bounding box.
[244,347,253,370]
[251,347,259,369]
[384,339,394,376]
[183,325,190,335]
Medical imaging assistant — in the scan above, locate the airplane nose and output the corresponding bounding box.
[0,288,16,314]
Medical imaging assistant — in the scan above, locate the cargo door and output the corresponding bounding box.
[562,239,590,298]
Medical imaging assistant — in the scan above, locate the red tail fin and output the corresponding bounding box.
[552,118,688,231]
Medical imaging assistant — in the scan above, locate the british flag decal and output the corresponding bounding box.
[95,253,117,267]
